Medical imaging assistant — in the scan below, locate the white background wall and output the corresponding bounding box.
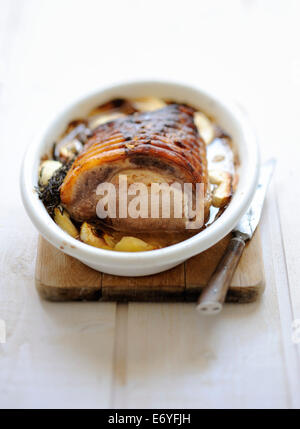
[0,0,300,409]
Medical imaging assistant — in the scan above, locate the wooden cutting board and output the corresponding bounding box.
[35,228,265,303]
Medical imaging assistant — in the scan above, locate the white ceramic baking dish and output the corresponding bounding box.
[20,81,259,276]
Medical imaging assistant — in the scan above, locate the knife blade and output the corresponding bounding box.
[197,159,276,315]
[234,158,276,241]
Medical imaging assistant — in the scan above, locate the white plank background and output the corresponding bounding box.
[0,0,300,409]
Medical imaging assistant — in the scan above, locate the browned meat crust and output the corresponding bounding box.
[60,104,210,231]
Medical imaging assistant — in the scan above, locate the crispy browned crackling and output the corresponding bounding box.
[60,104,210,233]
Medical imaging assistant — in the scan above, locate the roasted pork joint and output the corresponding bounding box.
[60,104,210,233]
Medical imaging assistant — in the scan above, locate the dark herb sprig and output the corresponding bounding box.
[36,162,72,217]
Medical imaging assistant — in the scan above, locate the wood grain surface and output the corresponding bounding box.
[35,229,264,303]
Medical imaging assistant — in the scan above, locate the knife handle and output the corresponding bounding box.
[196,236,246,315]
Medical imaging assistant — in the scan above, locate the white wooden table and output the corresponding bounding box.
[1,0,300,409]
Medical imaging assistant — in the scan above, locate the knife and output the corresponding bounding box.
[196,159,276,315]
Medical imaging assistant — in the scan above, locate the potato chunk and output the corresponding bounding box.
[114,236,155,252]
[89,112,125,130]
[39,160,62,186]
[209,170,232,208]
[132,97,166,112]
[103,233,117,248]
[54,208,79,238]
[80,222,111,249]
[80,225,156,252]
[194,111,215,145]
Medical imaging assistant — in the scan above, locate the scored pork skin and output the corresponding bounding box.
[60,104,210,232]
